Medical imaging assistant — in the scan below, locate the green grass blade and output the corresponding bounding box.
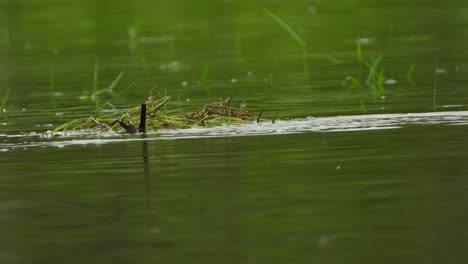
[356,37,362,63]
[92,71,125,97]
[2,88,11,111]
[107,71,125,91]
[360,97,367,113]
[264,9,305,47]
[199,65,210,97]
[343,76,361,92]
[407,63,416,83]
[366,56,381,95]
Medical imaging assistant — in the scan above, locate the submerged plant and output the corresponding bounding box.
[78,63,126,115]
[343,37,389,112]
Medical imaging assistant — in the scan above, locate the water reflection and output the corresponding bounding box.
[142,139,151,209]
[1,124,468,263]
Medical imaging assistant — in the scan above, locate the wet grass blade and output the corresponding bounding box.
[407,63,416,83]
[356,37,363,63]
[264,9,305,47]
[128,26,138,53]
[2,88,11,112]
[360,97,367,113]
[92,71,125,97]
[264,9,309,79]
[343,76,361,92]
[199,65,210,97]
[107,71,125,91]
[148,96,170,114]
[95,81,134,113]
[366,56,381,95]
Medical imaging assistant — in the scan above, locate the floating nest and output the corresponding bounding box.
[53,96,263,133]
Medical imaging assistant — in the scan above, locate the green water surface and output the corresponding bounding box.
[1,0,468,263]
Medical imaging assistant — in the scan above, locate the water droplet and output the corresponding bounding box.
[443,104,464,108]
[358,38,375,45]
[384,79,397,85]
[55,112,64,116]
[307,5,317,14]
[167,61,182,72]
[0,148,9,152]
[181,81,188,86]
[231,78,237,83]
[336,165,341,171]
[436,68,448,74]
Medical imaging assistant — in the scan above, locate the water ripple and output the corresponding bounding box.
[1,111,468,149]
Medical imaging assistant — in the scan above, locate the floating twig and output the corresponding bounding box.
[257,108,264,123]
[118,121,137,133]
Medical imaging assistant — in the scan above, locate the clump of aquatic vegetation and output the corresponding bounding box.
[77,63,129,115]
[53,95,261,133]
[342,37,391,112]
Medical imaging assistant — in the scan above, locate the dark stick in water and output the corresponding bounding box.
[139,103,147,133]
[118,121,137,133]
[256,108,264,124]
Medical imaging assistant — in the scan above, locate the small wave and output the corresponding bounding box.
[1,111,468,149]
